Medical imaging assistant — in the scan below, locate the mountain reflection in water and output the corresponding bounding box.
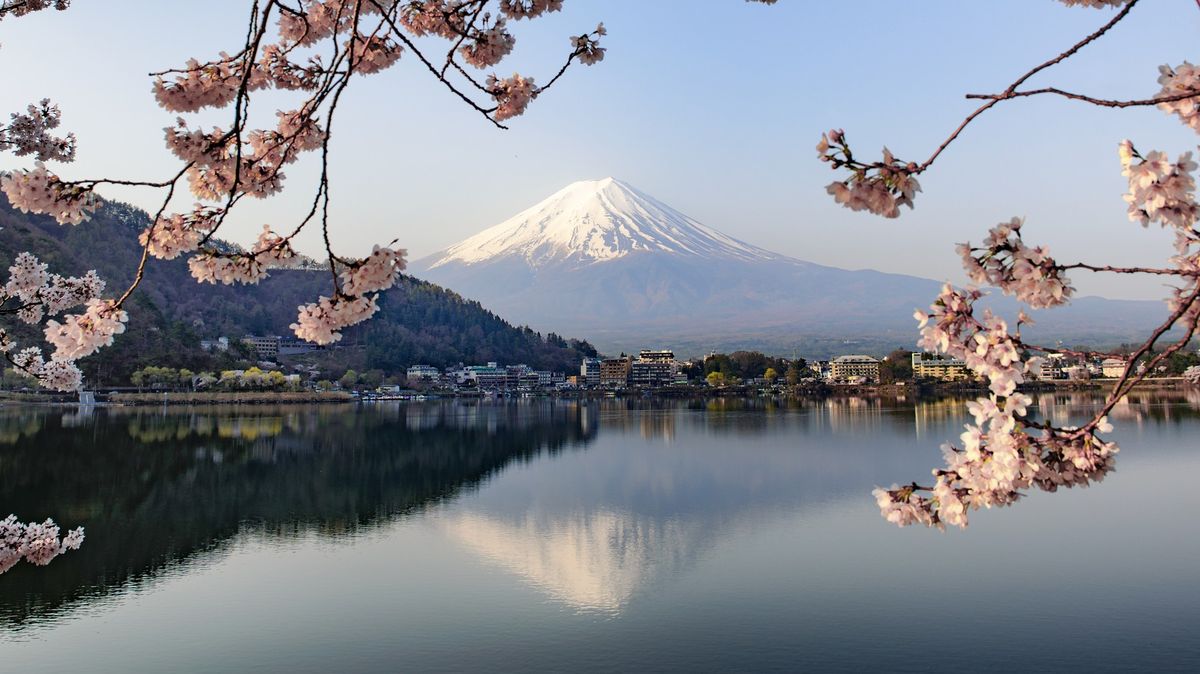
[1,392,1198,638]
[0,400,594,625]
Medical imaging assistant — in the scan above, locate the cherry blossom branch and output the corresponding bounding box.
[965,87,1200,109]
[917,0,1141,173]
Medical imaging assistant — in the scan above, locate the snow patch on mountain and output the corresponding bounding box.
[426,177,782,269]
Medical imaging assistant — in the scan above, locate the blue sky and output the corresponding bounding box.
[3,0,1198,299]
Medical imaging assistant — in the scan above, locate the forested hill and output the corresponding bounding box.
[0,196,598,381]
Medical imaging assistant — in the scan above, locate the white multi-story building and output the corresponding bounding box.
[1101,358,1128,378]
[830,355,880,383]
[407,365,441,381]
[580,358,602,387]
[911,353,970,382]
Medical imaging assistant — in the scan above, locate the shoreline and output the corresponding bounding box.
[0,377,1191,407]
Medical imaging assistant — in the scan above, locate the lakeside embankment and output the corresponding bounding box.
[107,391,354,405]
[0,377,1191,407]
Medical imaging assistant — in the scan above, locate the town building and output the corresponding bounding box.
[630,360,674,388]
[242,335,280,360]
[830,355,880,383]
[1033,353,1068,381]
[279,337,319,356]
[451,362,508,389]
[809,360,831,381]
[242,335,318,360]
[1102,358,1128,378]
[200,336,230,352]
[407,365,441,381]
[580,357,602,387]
[911,353,970,382]
[625,349,677,388]
[599,357,632,387]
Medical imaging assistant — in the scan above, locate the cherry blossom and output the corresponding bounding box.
[188,252,270,285]
[1119,141,1198,230]
[958,217,1074,309]
[459,18,515,69]
[1155,62,1200,133]
[819,132,921,219]
[570,23,606,66]
[1055,0,1127,8]
[1184,365,1200,385]
[140,207,221,260]
[488,73,538,121]
[340,244,406,296]
[0,514,84,575]
[1,162,96,225]
[2,99,76,162]
[291,293,379,345]
[0,0,70,22]
[498,0,563,19]
[43,298,128,360]
[348,33,403,75]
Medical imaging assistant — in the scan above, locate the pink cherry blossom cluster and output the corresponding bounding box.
[2,99,76,162]
[915,284,1037,397]
[153,54,266,114]
[1118,141,1198,230]
[1155,62,1200,133]
[140,206,222,260]
[348,33,404,75]
[460,17,515,68]
[340,244,407,296]
[188,252,268,285]
[4,251,105,325]
[278,0,368,46]
[0,514,84,575]
[399,1,468,38]
[0,0,70,21]
[1184,365,1200,385]
[43,298,128,360]
[957,217,1074,309]
[570,23,606,66]
[488,73,538,120]
[163,111,318,201]
[253,224,299,266]
[6,346,81,391]
[291,294,379,344]
[185,225,298,285]
[1,251,107,391]
[818,130,921,218]
[497,0,563,19]
[1054,0,1127,8]
[879,279,1122,528]
[0,162,96,225]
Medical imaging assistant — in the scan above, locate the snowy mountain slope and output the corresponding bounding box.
[425,177,784,269]
[410,178,1169,354]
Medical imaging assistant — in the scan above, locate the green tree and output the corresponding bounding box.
[339,369,359,389]
[764,367,778,383]
[706,371,726,387]
[879,349,914,383]
[786,364,802,385]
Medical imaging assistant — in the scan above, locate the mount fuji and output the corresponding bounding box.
[410,178,1167,355]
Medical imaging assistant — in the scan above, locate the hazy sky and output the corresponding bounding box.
[4,0,1198,300]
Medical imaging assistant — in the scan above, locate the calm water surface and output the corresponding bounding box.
[1,393,1198,672]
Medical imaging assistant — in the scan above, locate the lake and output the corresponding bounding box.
[1,393,1198,672]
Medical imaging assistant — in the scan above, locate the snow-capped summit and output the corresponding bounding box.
[425,177,779,270]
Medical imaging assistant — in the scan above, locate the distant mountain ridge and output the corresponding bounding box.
[412,178,1171,356]
[0,196,596,381]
